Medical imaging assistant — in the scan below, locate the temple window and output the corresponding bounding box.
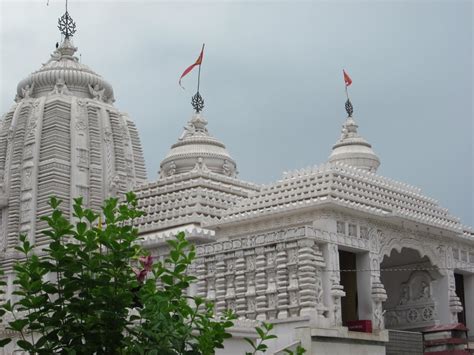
[337,221,346,234]
[348,224,357,237]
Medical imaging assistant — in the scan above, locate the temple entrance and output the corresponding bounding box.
[339,250,358,325]
[380,247,441,331]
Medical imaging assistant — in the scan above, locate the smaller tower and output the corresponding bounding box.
[328,98,380,172]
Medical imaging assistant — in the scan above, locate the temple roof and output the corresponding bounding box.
[16,38,114,102]
[159,113,238,178]
[134,169,259,233]
[208,162,465,233]
[328,114,380,172]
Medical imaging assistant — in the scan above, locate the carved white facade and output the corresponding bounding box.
[1,22,474,355]
[0,37,147,270]
[130,108,474,354]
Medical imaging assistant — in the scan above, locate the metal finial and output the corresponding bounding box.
[345,99,353,117]
[191,92,205,113]
[57,0,76,38]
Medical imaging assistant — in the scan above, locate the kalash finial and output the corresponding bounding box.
[178,44,206,114]
[57,0,76,39]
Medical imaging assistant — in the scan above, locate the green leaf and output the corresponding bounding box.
[8,319,28,332]
[16,340,33,351]
[0,338,11,347]
[255,326,265,339]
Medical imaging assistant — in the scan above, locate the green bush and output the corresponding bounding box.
[0,193,304,355]
[0,193,233,354]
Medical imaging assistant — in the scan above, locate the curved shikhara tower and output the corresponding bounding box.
[0,36,147,251]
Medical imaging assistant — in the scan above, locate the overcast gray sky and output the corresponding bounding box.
[1,0,472,226]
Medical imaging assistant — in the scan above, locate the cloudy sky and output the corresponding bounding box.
[0,0,472,226]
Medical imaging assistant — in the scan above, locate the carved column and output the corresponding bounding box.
[215,258,227,315]
[255,250,267,321]
[276,245,289,319]
[287,244,299,317]
[297,239,318,318]
[245,253,257,320]
[265,247,278,320]
[313,244,328,319]
[206,260,216,302]
[225,256,236,313]
[434,246,463,324]
[234,253,247,317]
[195,261,207,299]
[323,243,345,327]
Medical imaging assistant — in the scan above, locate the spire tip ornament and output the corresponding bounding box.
[345,98,354,117]
[191,92,205,113]
[57,0,76,38]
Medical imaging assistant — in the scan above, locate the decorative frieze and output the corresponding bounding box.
[194,227,328,323]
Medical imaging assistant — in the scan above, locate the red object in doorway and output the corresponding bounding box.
[347,320,372,333]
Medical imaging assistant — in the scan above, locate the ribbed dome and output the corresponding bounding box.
[0,36,147,250]
[328,115,380,172]
[16,38,114,102]
[160,114,237,178]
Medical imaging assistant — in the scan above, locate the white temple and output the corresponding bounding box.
[1,8,473,355]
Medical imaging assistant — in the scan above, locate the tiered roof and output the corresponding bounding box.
[210,162,466,233]
[134,169,259,233]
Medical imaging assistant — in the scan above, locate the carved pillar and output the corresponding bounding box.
[206,260,216,302]
[215,258,226,315]
[255,250,267,321]
[234,253,247,317]
[297,239,318,318]
[265,247,278,320]
[225,256,236,313]
[287,245,300,318]
[323,243,345,327]
[195,261,207,299]
[245,253,257,320]
[313,244,328,319]
[434,247,463,324]
[276,245,289,319]
[447,270,463,321]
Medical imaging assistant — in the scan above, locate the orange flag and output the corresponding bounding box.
[179,45,205,89]
[343,69,352,87]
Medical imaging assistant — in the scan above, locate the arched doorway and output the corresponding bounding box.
[380,247,442,331]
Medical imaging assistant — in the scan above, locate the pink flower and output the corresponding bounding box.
[133,256,153,282]
[139,255,153,272]
[133,268,148,283]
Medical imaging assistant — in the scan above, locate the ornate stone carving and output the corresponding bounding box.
[51,77,71,95]
[21,83,34,99]
[88,84,105,101]
[167,161,176,177]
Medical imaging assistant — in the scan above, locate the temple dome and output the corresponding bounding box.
[16,38,114,102]
[328,114,380,172]
[0,36,147,250]
[160,113,237,178]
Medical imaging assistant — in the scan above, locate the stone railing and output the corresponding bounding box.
[194,226,327,322]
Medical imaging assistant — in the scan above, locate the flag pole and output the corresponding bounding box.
[196,43,205,93]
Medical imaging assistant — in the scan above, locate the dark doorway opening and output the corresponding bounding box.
[339,250,358,325]
[454,273,466,325]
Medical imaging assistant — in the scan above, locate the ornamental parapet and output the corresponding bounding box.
[217,162,462,232]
